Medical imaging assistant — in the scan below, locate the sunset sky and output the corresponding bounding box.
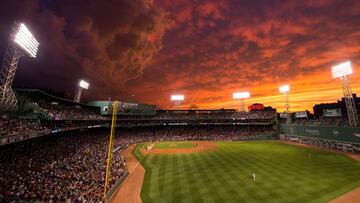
[1,0,360,112]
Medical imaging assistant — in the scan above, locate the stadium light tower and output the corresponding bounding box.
[74,80,89,103]
[233,92,250,112]
[0,22,39,111]
[279,85,291,124]
[171,94,184,108]
[331,61,359,127]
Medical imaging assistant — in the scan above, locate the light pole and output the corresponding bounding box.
[0,22,39,111]
[331,61,358,127]
[233,92,250,112]
[74,80,89,103]
[279,85,290,124]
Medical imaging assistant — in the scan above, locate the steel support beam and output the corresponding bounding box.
[0,44,24,111]
[340,76,359,127]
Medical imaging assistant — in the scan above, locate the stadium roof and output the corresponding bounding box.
[15,88,98,109]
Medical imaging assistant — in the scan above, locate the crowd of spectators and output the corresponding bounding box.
[34,100,107,121]
[0,125,275,202]
[117,126,275,144]
[0,131,125,202]
[231,111,275,120]
[120,110,276,122]
[0,116,109,140]
[0,116,48,137]
[0,111,276,139]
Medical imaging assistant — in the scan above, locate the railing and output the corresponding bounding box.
[0,124,109,146]
[106,171,129,201]
[1,129,50,146]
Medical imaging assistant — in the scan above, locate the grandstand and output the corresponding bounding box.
[1,89,277,145]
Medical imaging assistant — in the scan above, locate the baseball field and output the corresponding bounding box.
[132,141,360,203]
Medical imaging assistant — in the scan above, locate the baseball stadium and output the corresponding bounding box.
[2,1,360,203]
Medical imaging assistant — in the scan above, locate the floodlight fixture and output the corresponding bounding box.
[279,85,290,93]
[171,95,184,101]
[171,94,184,108]
[233,92,250,99]
[79,80,89,89]
[13,23,39,58]
[331,61,352,78]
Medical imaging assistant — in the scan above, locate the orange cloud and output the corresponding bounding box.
[123,0,360,112]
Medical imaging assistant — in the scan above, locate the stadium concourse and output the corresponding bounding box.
[1,89,360,202]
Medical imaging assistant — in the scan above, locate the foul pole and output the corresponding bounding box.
[103,101,118,202]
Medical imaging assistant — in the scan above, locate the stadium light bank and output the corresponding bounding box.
[171,94,184,107]
[331,61,358,127]
[279,85,291,123]
[0,22,39,111]
[233,92,250,112]
[74,80,89,103]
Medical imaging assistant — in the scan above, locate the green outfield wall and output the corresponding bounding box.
[279,124,360,143]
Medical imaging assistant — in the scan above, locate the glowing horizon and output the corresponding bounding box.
[156,70,360,112]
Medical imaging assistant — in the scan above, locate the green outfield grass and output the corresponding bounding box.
[133,141,360,203]
[153,142,196,149]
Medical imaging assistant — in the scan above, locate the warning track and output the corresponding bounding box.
[111,145,144,203]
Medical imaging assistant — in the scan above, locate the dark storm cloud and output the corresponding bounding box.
[0,0,171,100]
[52,0,171,99]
